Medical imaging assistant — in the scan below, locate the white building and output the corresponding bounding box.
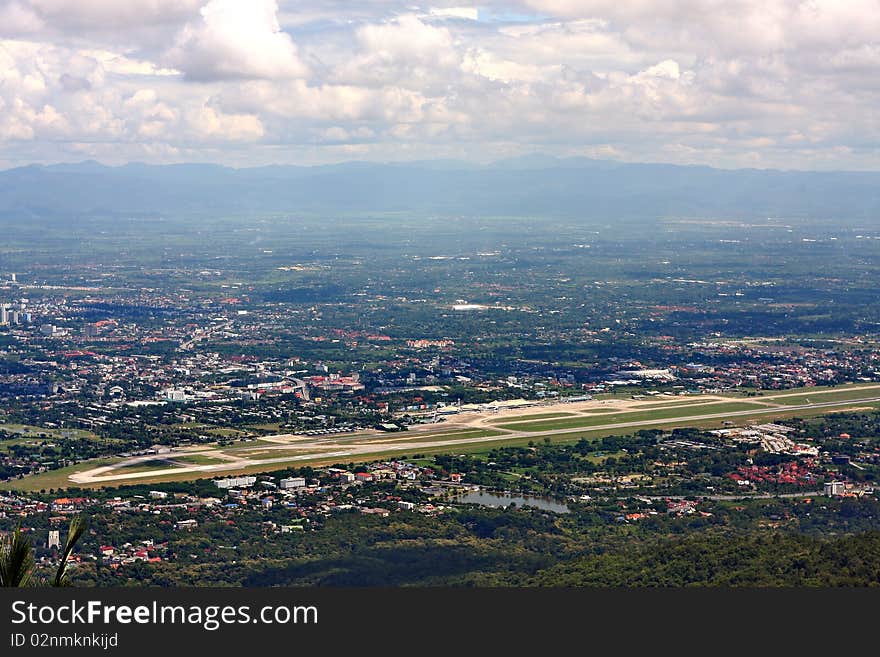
[824,481,846,497]
[164,389,187,402]
[214,475,257,489]
[615,368,676,381]
[280,477,307,489]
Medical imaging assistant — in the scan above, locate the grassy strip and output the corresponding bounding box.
[494,401,766,432]
[487,412,575,423]
[634,399,726,410]
[169,454,230,466]
[759,386,880,405]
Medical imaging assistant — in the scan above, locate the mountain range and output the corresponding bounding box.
[1,156,878,221]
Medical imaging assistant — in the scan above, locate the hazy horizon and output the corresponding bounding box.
[5,153,880,176]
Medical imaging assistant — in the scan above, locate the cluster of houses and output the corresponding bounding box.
[98,539,167,568]
[711,423,820,456]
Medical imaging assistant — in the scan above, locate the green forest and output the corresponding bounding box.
[58,498,880,587]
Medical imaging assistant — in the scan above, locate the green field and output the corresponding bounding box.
[0,436,55,452]
[0,424,97,440]
[636,399,720,409]
[220,438,283,450]
[115,459,182,474]
[378,428,506,443]
[0,424,105,453]
[0,458,119,492]
[760,385,880,406]
[243,423,286,432]
[236,448,319,460]
[201,427,252,438]
[169,454,229,466]
[487,412,575,423]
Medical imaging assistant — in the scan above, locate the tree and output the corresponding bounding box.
[0,515,88,588]
[52,515,89,587]
[0,527,35,587]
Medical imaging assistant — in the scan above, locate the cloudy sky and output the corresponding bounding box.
[1,0,879,169]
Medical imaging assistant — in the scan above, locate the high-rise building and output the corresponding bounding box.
[0,304,9,325]
[48,530,61,549]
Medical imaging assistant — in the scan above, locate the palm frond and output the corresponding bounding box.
[0,527,35,588]
[52,515,88,587]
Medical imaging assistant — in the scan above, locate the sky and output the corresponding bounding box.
[1,0,879,170]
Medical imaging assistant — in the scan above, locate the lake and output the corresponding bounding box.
[454,490,570,514]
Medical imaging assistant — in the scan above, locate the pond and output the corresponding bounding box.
[454,490,570,514]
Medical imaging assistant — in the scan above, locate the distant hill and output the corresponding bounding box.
[1,157,878,220]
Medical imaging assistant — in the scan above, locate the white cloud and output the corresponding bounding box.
[0,1,44,34]
[315,125,375,143]
[166,0,307,81]
[188,105,264,140]
[462,49,560,83]
[354,13,458,68]
[638,60,686,81]
[429,7,479,20]
[27,0,204,29]
[0,0,879,169]
[220,79,430,124]
[82,49,179,76]
[519,1,880,57]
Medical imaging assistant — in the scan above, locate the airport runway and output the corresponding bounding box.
[68,391,880,485]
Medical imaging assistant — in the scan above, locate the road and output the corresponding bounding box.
[178,320,231,351]
[635,490,823,502]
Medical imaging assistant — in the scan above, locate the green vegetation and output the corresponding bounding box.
[58,498,880,587]
[762,385,880,405]
[1,516,87,588]
[0,424,97,440]
[494,401,768,432]
[487,412,575,423]
[169,454,229,466]
[529,531,880,586]
[119,459,177,470]
[0,528,35,587]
